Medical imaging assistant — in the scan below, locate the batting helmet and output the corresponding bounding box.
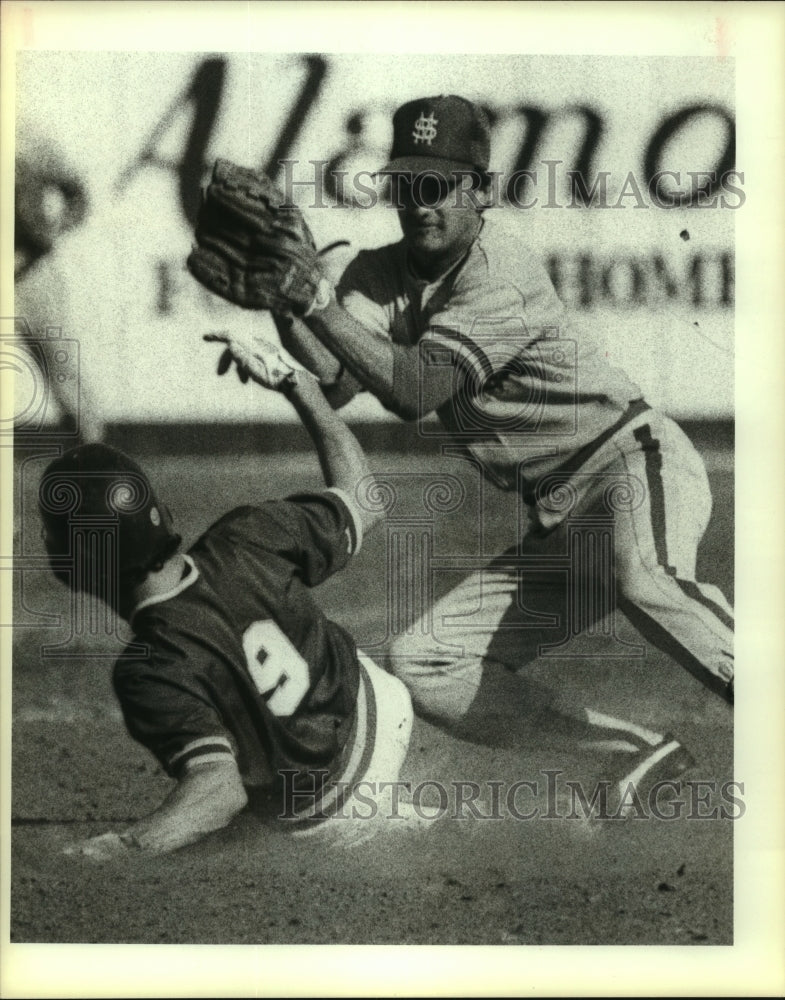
[38,443,180,591]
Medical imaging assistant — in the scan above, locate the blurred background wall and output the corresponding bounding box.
[13,51,735,431]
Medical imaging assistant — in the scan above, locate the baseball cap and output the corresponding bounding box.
[39,443,180,587]
[381,95,491,177]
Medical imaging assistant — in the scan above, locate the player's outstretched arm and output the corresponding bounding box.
[63,759,248,860]
[203,332,383,535]
[283,369,382,535]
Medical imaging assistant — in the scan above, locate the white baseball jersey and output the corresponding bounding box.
[336,213,645,491]
[334,213,733,706]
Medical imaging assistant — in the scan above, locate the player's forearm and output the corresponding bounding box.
[304,300,421,419]
[63,761,248,859]
[122,761,248,854]
[273,313,363,410]
[286,372,379,531]
[273,313,343,384]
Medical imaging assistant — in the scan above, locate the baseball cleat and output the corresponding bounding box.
[608,735,695,819]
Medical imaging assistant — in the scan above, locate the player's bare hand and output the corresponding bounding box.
[204,331,306,391]
[62,832,130,861]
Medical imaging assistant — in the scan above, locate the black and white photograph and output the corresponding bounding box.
[2,1,783,996]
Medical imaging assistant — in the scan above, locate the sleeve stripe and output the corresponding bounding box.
[426,326,494,382]
[167,735,234,770]
[325,487,364,556]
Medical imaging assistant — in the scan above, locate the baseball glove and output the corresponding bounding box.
[187,159,331,317]
[203,331,308,390]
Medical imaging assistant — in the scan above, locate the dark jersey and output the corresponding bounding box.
[112,489,364,789]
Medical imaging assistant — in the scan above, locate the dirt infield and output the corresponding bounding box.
[10,446,734,947]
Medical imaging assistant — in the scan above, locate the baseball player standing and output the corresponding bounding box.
[38,338,413,859]
[186,104,734,808]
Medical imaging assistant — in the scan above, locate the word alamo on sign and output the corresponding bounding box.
[277,771,746,824]
[116,54,738,224]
